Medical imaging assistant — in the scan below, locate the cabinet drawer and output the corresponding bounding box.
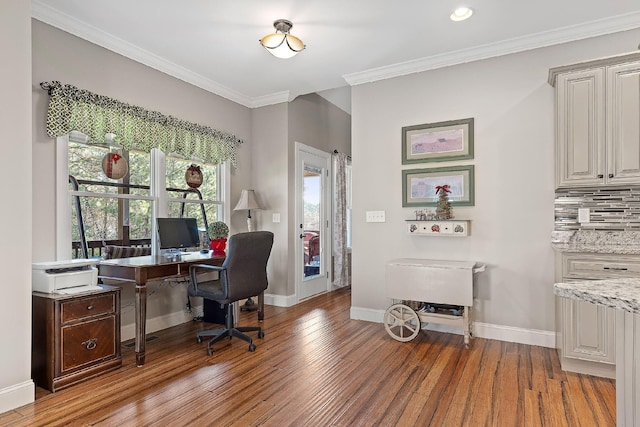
[61,293,115,323]
[61,316,117,372]
[563,255,640,279]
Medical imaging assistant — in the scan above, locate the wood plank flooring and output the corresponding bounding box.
[1,288,615,426]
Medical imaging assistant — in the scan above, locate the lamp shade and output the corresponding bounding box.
[260,19,305,59]
[234,189,262,211]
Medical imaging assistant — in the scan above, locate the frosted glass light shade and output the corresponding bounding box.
[260,19,305,59]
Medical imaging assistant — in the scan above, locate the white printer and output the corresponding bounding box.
[32,259,100,294]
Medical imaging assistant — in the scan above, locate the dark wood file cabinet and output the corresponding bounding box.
[32,285,121,392]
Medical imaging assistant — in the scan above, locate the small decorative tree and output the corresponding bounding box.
[435,184,453,220]
[207,221,229,240]
[207,221,229,254]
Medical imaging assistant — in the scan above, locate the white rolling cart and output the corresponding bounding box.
[383,258,486,346]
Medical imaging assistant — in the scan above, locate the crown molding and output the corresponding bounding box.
[343,11,640,86]
[248,91,291,108]
[32,1,254,108]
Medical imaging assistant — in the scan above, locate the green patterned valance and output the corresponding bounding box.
[40,81,242,167]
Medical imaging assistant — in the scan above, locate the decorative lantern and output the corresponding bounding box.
[101,153,128,180]
[185,164,203,188]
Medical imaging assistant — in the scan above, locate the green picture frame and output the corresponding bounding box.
[402,165,475,207]
[402,117,474,164]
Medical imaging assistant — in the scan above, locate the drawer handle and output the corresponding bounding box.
[603,267,627,271]
[87,305,94,310]
[82,338,98,350]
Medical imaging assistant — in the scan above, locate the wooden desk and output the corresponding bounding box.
[98,252,224,366]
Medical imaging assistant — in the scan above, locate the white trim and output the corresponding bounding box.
[342,11,640,87]
[264,293,298,308]
[69,191,155,201]
[31,1,253,108]
[350,306,556,348]
[0,380,35,414]
[248,91,292,108]
[33,1,640,108]
[221,162,230,224]
[294,143,332,302]
[55,135,71,260]
[121,309,194,342]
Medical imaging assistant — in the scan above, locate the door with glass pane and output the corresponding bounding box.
[296,144,330,301]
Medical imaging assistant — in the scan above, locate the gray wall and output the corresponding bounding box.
[249,103,289,296]
[31,20,253,337]
[251,93,352,299]
[350,28,640,338]
[0,1,34,412]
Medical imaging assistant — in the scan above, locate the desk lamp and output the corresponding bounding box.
[234,189,263,312]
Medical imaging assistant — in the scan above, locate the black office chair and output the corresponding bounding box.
[188,231,274,355]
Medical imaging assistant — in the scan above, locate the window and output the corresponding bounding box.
[60,132,227,259]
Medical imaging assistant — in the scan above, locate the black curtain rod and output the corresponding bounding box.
[333,149,351,160]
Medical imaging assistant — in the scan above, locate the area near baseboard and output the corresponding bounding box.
[121,310,195,342]
[0,380,35,414]
[350,306,556,348]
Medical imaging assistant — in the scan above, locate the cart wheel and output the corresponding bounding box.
[383,303,420,342]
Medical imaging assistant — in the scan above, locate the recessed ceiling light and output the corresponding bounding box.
[450,7,473,22]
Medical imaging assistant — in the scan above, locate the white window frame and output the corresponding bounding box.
[55,135,229,260]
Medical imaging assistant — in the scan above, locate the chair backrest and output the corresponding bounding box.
[221,231,274,302]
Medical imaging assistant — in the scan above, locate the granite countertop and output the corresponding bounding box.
[551,230,640,255]
[554,278,640,315]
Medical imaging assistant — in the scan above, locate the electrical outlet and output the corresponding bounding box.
[578,208,590,224]
[366,211,386,222]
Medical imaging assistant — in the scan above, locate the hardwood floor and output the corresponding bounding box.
[2,288,615,426]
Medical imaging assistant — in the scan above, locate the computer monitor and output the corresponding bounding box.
[157,217,200,250]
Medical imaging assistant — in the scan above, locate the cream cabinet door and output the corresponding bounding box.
[561,297,615,365]
[555,68,605,188]
[607,61,640,185]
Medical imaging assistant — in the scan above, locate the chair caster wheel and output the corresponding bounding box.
[197,337,202,344]
[258,331,264,339]
[248,344,256,352]
[207,348,214,355]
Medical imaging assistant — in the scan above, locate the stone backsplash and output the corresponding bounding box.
[555,187,640,231]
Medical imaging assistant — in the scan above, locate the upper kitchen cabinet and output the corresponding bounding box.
[549,52,640,189]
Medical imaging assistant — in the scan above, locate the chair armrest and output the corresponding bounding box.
[189,264,226,292]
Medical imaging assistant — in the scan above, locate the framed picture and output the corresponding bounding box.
[401,117,474,164]
[402,165,474,207]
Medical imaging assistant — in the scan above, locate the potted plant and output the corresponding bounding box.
[207,221,229,254]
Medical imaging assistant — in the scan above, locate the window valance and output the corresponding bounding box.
[40,81,242,167]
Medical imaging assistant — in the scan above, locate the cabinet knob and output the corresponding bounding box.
[82,338,97,350]
[597,174,604,178]
[609,173,614,178]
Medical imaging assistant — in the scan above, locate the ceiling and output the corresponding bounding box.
[33,1,640,112]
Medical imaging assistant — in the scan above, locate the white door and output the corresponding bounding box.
[296,143,330,301]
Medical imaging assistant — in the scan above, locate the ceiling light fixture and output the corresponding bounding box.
[450,7,473,22]
[259,19,305,59]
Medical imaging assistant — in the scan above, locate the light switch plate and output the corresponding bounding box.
[578,208,590,223]
[366,211,386,222]
[272,213,281,223]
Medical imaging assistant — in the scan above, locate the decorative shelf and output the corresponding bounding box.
[406,220,470,237]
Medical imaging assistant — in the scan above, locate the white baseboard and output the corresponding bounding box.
[350,306,555,348]
[0,380,34,414]
[121,310,195,342]
[264,293,297,307]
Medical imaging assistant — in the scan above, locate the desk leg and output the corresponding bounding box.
[463,306,470,347]
[258,292,264,322]
[135,282,147,366]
